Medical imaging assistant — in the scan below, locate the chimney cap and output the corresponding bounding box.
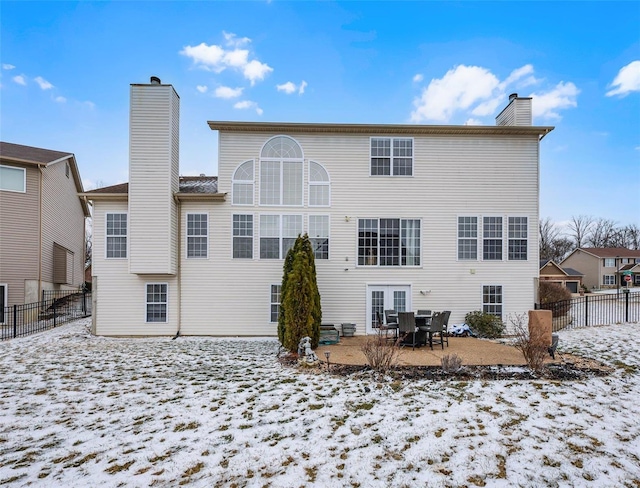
[150,76,161,85]
[509,92,518,101]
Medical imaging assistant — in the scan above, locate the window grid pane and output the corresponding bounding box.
[106,214,127,258]
[282,215,302,257]
[260,215,280,259]
[187,214,208,258]
[371,291,384,328]
[270,284,281,323]
[483,217,503,260]
[358,219,378,265]
[233,215,253,259]
[260,161,280,205]
[458,216,478,260]
[309,215,329,260]
[508,217,527,260]
[0,165,26,192]
[393,291,407,312]
[282,162,303,206]
[482,285,502,319]
[146,284,167,322]
[380,219,400,266]
[401,219,421,266]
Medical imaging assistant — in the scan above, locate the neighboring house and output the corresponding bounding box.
[0,142,90,313]
[561,247,640,290]
[539,259,583,293]
[82,78,553,337]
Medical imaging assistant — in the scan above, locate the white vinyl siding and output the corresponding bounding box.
[232,160,254,205]
[309,215,330,260]
[232,214,253,259]
[146,283,168,323]
[0,165,26,193]
[186,213,208,258]
[458,216,478,260]
[483,285,503,318]
[357,218,420,267]
[106,213,127,258]
[508,217,528,260]
[309,161,330,207]
[370,137,413,176]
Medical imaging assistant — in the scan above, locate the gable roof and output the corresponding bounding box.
[0,141,90,217]
[540,260,583,277]
[80,176,223,202]
[568,247,640,259]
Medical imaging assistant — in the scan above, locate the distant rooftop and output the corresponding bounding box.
[85,176,218,195]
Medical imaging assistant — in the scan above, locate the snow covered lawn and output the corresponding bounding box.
[1,319,639,487]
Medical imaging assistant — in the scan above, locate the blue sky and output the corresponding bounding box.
[2,1,639,226]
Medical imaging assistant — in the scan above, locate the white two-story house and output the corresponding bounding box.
[83,77,553,336]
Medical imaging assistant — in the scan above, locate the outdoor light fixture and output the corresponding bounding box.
[324,351,331,372]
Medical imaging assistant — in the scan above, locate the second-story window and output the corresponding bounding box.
[370,137,413,176]
[483,216,503,260]
[358,218,420,266]
[508,217,528,260]
[106,213,127,258]
[260,214,302,259]
[186,213,208,258]
[232,214,253,259]
[232,160,254,205]
[309,161,330,206]
[604,258,616,267]
[260,136,303,206]
[458,216,478,260]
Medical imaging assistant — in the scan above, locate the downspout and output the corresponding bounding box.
[38,166,44,301]
[173,195,181,340]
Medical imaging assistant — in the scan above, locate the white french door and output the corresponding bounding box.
[366,285,411,333]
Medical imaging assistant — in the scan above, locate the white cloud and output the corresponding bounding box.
[233,100,263,115]
[529,81,579,120]
[2,64,15,70]
[413,74,424,83]
[214,86,243,99]
[83,101,96,110]
[180,34,273,85]
[464,118,483,126]
[276,81,296,94]
[411,65,499,122]
[606,60,640,97]
[34,76,53,90]
[298,80,307,95]
[55,96,67,103]
[411,63,576,123]
[196,85,208,93]
[13,75,26,85]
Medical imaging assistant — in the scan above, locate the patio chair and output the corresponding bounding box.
[384,309,398,326]
[427,312,445,350]
[440,310,451,347]
[376,311,398,341]
[398,311,419,350]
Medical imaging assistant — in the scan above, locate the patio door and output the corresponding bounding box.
[366,285,411,334]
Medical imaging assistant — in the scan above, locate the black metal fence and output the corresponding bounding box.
[1,291,92,341]
[537,290,640,332]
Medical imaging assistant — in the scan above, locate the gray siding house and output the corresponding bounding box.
[0,142,90,312]
[83,78,553,336]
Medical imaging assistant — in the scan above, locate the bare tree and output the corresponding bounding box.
[539,218,561,261]
[621,224,640,250]
[551,237,574,262]
[567,215,594,249]
[587,218,619,247]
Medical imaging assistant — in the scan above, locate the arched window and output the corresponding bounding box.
[260,136,303,206]
[309,161,330,207]
[232,160,254,205]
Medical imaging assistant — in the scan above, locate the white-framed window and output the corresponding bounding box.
[270,284,281,323]
[186,213,208,258]
[357,218,421,266]
[483,216,503,261]
[458,216,478,260]
[106,213,127,259]
[603,275,616,286]
[232,214,253,259]
[309,215,329,260]
[259,136,303,206]
[0,165,26,193]
[146,283,168,323]
[604,258,616,268]
[483,285,503,319]
[508,217,528,260]
[309,161,330,207]
[260,214,303,259]
[370,137,413,176]
[232,160,254,205]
